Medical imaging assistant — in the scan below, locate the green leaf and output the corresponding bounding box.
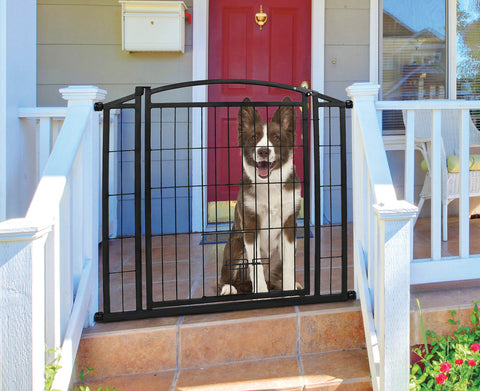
[471,312,478,325]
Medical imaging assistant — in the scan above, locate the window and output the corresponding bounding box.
[457,0,480,127]
[381,0,447,133]
[379,0,480,133]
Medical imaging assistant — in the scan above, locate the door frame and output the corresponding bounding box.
[191,0,325,231]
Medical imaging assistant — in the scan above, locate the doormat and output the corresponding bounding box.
[200,227,313,245]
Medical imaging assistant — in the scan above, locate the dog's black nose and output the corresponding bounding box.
[257,148,269,159]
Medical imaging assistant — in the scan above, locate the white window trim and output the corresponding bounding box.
[191,0,325,230]
[0,0,6,221]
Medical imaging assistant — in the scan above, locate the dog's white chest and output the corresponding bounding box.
[246,183,299,230]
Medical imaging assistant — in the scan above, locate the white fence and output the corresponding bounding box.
[0,86,106,390]
[348,82,480,390]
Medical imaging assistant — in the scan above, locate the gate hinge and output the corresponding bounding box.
[347,290,357,300]
[345,100,353,109]
[94,102,104,111]
[94,312,104,322]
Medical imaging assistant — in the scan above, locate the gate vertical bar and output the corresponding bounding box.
[144,87,153,309]
[134,87,144,311]
[302,93,310,293]
[339,105,348,295]
[312,97,321,295]
[101,107,111,314]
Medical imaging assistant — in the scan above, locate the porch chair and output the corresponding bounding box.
[403,109,480,241]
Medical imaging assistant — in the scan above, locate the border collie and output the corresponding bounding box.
[219,97,301,295]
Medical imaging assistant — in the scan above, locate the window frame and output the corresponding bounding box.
[371,0,457,99]
[372,0,459,147]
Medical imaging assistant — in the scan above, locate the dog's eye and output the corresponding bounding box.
[272,135,280,142]
[250,135,257,143]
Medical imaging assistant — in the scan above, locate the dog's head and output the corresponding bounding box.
[238,97,296,181]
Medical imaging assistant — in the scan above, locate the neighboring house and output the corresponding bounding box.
[1,0,480,389]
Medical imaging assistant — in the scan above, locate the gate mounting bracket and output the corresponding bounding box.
[94,102,104,111]
[94,312,104,322]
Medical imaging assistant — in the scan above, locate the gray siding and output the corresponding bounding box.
[37,0,194,106]
[325,0,370,222]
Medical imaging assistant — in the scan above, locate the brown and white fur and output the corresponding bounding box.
[219,97,301,295]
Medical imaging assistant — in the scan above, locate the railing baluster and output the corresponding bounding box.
[459,109,470,258]
[431,110,442,258]
[404,110,415,204]
[38,117,52,179]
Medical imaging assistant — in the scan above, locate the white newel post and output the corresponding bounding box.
[0,220,51,391]
[373,201,417,390]
[346,82,382,295]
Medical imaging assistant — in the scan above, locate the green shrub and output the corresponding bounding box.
[410,301,480,390]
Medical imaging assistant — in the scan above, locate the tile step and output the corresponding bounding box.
[74,301,366,381]
[74,349,372,391]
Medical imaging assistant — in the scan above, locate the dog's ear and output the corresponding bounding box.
[272,97,296,132]
[238,97,262,133]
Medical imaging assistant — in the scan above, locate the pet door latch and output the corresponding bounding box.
[255,5,268,30]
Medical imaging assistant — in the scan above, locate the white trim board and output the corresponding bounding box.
[0,0,6,221]
[411,256,480,285]
[191,0,325,231]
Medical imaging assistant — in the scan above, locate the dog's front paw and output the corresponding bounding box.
[220,284,238,295]
[295,282,303,290]
[257,283,269,293]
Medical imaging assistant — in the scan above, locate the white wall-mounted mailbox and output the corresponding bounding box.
[120,1,187,52]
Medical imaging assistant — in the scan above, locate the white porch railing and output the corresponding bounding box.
[0,86,106,390]
[376,99,480,284]
[18,104,120,239]
[18,107,67,181]
[347,83,417,391]
[348,82,480,390]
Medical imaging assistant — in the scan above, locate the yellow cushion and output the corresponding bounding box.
[207,198,305,223]
[421,155,480,173]
[470,154,480,170]
[447,155,460,173]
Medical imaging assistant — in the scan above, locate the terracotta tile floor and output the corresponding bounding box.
[99,224,354,313]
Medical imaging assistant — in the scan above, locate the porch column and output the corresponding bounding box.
[0,0,37,221]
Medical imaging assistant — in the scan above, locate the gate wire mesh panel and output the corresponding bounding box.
[96,80,352,322]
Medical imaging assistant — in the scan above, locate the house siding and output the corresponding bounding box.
[324,0,370,222]
[37,0,194,106]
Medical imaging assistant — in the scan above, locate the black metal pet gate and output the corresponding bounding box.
[94,80,353,322]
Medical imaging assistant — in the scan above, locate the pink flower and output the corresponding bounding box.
[455,359,464,365]
[440,362,451,372]
[471,343,480,353]
[468,360,477,367]
[436,373,447,385]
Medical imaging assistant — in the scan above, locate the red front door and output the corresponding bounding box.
[207,0,311,203]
